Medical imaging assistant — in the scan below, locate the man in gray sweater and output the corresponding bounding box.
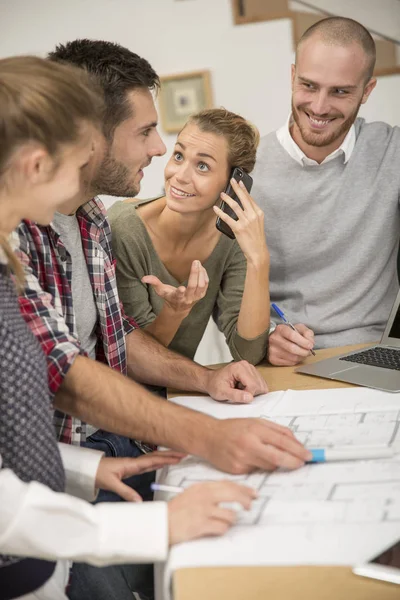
[252,16,400,366]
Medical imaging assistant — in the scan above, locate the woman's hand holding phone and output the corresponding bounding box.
[213,178,269,267]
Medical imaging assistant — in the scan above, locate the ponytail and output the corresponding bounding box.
[0,233,24,290]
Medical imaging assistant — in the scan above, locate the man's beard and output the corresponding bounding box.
[92,147,139,198]
[291,98,361,148]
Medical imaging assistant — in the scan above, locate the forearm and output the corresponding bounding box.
[144,305,187,347]
[237,255,270,339]
[126,327,212,392]
[55,354,215,454]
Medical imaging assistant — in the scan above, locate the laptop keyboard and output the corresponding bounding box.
[340,347,400,371]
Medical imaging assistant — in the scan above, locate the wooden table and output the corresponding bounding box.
[172,344,399,600]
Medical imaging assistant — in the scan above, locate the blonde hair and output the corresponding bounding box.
[0,233,24,287]
[185,108,260,173]
[0,55,104,287]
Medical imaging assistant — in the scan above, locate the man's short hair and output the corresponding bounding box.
[48,39,160,137]
[297,17,376,81]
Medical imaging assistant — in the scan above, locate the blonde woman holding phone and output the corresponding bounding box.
[110,108,271,365]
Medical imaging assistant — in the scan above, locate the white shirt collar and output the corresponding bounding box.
[276,114,356,167]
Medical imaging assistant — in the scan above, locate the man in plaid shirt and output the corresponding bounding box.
[13,40,309,600]
[14,198,138,447]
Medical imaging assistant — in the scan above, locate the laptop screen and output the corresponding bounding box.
[383,289,400,346]
[370,538,400,570]
[389,308,400,339]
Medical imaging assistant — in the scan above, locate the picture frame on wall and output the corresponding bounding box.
[158,70,213,133]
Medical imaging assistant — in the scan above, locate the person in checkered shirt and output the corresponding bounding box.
[13,40,310,600]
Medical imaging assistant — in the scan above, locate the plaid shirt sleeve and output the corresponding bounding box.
[120,300,138,335]
[11,226,85,397]
[100,207,137,336]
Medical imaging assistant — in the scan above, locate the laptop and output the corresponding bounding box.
[296,289,400,392]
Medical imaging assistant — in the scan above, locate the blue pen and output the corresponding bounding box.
[271,303,316,356]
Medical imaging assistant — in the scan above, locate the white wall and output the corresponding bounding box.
[291,0,400,41]
[1,0,399,363]
[1,0,399,203]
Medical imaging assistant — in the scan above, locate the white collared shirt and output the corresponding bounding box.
[0,446,168,599]
[276,114,356,166]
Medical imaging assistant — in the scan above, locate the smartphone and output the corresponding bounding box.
[216,166,253,240]
[353,538,400,585]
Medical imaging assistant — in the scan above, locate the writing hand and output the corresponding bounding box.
[268,323,315,366]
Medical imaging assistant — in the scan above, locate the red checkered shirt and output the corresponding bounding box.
[11,198,137,445]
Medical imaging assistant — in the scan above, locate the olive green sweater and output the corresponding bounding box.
[109,199,269,364]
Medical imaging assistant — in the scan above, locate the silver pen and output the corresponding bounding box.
[151,483,184,493]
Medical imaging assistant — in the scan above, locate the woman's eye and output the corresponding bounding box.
[198,162,210,172]
[174,152,183,161]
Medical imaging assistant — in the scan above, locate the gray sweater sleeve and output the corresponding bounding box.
[214,243,269,365]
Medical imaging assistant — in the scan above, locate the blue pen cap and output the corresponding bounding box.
[309,449,326,463]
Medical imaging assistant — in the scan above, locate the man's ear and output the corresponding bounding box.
[361,77,377,104]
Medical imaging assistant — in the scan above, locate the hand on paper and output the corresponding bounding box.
[95,451,185,502]
[205,417,312,474]
[268,323,315,366]
[205,360,268,404]
[168,481,257,545]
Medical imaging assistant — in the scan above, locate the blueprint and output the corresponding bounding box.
[265,409,400,450]
[155,387,400,600]
[176,456,400,527]
[166,396,400,526]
